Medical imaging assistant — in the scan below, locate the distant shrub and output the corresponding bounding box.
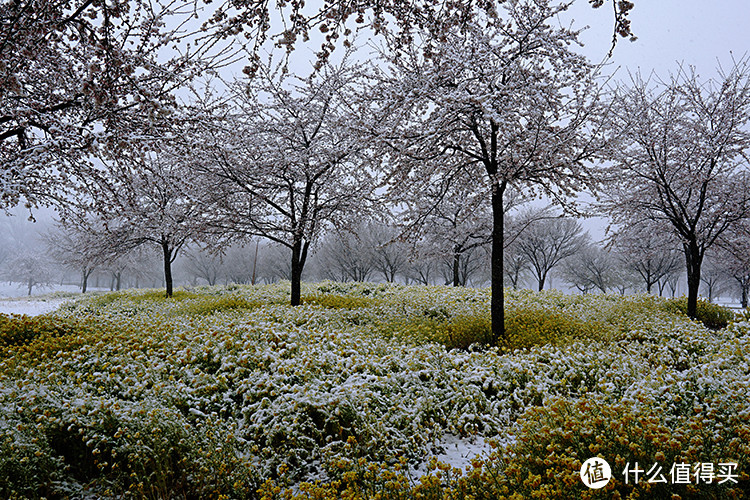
[303,294,374,309]
[664,297,734,329]
[178,295,263,315]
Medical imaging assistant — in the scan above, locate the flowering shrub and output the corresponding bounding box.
[664,297,735,330]
[1,282,747,498]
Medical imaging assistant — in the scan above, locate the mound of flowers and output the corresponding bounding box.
[0,282,748,498]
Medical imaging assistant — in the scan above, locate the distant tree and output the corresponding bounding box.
[182,248,224,286]
[44,220,111,293]
[600,61,750,319]
[76,149,207,297]
[700,257,729,303]
[515,217,588,292]
[503,242,529,290]
[561,242,623,294]
[400,170,492,287]
[403,242,438,286]
[3,253,54,296]
[718,222,750,308]
[191,58,376,305]
[317,229,376,283]
[367,224,410,283]
[611,224,682,295]
[373,0,605,343]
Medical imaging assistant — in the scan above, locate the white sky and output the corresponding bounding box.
[567,0,749,78]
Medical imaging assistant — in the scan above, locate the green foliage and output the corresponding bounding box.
[664,297,734,329]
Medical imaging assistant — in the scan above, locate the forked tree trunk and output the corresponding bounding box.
[452,248,461,287]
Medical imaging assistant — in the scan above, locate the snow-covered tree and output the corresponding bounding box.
[75,149,208,297]
[207,0,634,71]
[600,61,750,318]
[191,58,377,305]
[373,0,605,342]
[0,0,235,209]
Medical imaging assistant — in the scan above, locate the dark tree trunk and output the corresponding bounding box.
[742,284,748,309]
[115,272,122,291]
[290,239,309,306]
[537,275,546,292]
[452,247,461,287]
[27,279,33,296]
[684,240,702,319]
[491,184,506,345]
[81,268,92,293]
[162,240,174,298]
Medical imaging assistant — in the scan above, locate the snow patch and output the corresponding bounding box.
[410,433,504,479]
[0,298,71,316]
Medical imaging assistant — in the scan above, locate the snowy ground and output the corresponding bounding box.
[409,434,502,479]
[0,282,111,316]
[0,297,72,316]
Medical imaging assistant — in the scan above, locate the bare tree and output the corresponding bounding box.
[44,220,112,293]
[317,228,376,283]
[515,217,588,292]
[718,222,750,308]
[561,242,625,294]
[700,256,729,303]
[611,223,682,295]
[182,248,224,286]
[367,224,410,283]
[600,60,750,318]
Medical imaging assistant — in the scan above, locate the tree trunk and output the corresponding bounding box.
[162,240,174,298]
[27,279,33,296]
[115,272,122,291]
[742,284,748,309]
[290,239,309,306]
[490,185,506,345]
[452,247,461,287]
[684,240,702,319]
[537,275,546,292]
[81,268,90,293]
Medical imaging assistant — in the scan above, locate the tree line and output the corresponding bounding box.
[2,0,749,344]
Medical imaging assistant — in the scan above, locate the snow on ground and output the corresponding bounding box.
[0,297,72,317]
[409,434,507,479]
